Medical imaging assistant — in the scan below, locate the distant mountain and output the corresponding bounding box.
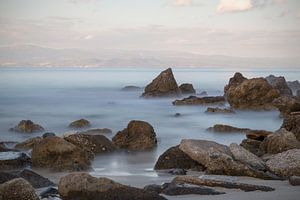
[0,44,299,68]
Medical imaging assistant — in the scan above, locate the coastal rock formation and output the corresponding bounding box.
[224,72,247,94]
[154,145,203,171]
[265,75,292,96]
[179,83,196,95]
[205,107,235,114]
[14,136,42,150]
[112,120,157,151]
[9,120,44,133]
[287,80,300,94]
[31,136,91,171]
[173,96,225,106]
[260,128,300,154]
[0,151,31,170]
[142,68,181,98]
[240,139,263,156]
[281,114,300,140]
[266,149,300,177]
[69,119,91,128]
[121,85,141,91]
[272,96,300,117]
[0,178,39,200]
[58,173,166,200]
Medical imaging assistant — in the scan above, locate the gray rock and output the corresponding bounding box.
[179,83,196,95]
[289,176,300,186]
[266,75,292,96]
[0,151,31,170]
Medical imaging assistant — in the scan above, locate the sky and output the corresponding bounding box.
[0,0,300,59]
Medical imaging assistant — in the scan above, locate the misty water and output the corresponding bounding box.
[1,67,300,186]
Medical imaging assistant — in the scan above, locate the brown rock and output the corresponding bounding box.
[69,119,91,128]
[246,130,272,141]
[289,176,300,186]
[207,124,249,133]
[173,96,225,106]
[224,72,247,94]
[240,139,263,156]
[205,107,235,114]
[266,75,292,96]
[179,83,196,95]
[272,96,300,117]
[78,128,112,135]
[0,152,31,170]
[9,120,44,133]
[281,114,300,140]
[14,137,42,150]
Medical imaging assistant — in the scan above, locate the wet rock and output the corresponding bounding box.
[272,96,300,117]
[78,128,112,135]
[0,178,39,200]
[9,120,44,133]
[297,90,300,100]
[0,141,18,152]
[0,151,31,170]
[205,107,235,114]
[31,136,91,171]
[240,139,263,156]
[224,72,247,94]
[287,80,300,95]
[260,128,300,154]
[265,75,292,96]
[58,172,166,200]
[17,169,54,188]
[289,176,300,186]
[15,136,42,150]
[68,119,91,129]
[179,83,196,95]
[207,124,249,133]
[167,169,187,175]
[246,130,272,141]
[174,113,181,117]
[121,85,141,91]
[142,68,181,98]
[266,149,300,177]
[0,171,18,184]
[112,120,157,151]
[154,145,203,171]
[281,114,300,140]
[42,132,56,138]
[161,183,224,196]
[173,96,225,106]
[40,187,59,199]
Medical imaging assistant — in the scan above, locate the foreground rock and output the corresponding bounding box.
[9,120,44,133]
[287,80,300,95]
[121,85,141,91]
[0,178,39,200]
[265,75,292,96]
[266,149,300,177]
[78,128,112,135]
[281,114,300,140]
[112,120,157,151]
[240,139,263,156]
[142,68,181,98]
[289,176,300,186]
[173,96,225,106]
[179,83,196,95]
[205,107,235,114]
[69,119,91,128]
[0,151,31,170]
[58,172,166,200]
[14,136,42,150]
[31,136,91,171]
[154,145,203,171]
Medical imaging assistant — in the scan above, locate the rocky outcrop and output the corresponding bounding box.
[260,128,300,154]
[142,68,181,98]
[173,96,225,106]
[69,119,91,128]
[0,178,39,200]
[179,83,196,95]
[224,72,247,94]
[58,173,166,200]
[31,136,91,171]
[281,114,300,140]
[266,149,300,177]
[266,75,292,96]
[0,151,31,170]
[14,137,42,150]
[78,128,112,135]
[154,145,203,171]
[112,120,157,151]
[287,80,300,95]
[272,96,300,117]
[9,120,44,133]
[121,86,141,91]
[205,107,235,114]
[240,139,263,156]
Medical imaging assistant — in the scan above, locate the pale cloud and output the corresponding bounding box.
[173,0,194,6]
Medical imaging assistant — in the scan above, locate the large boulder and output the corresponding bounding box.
[266,149,300,177]
[224,72,247,94]
[14,137,42,150]
[265,75,292,96]
[142,68,181,98]
[0,151,31,170]
[9,120,44,133]
[287,80,300,95]
[112,120,157,151]
[173,96,225,106]
[281,114,300,140]
[0,178,39,200]
[154,145,203,171]
[58,173,166,200]
[272,96,300,117]
[31,136,91,171]
[260,128,300,154]
[69,119,91,128]
[179,83,196,95]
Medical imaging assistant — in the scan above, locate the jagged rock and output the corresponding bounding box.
[142,68,181,98]
[9,120,44,133]
[154,145,203,171]
[58,172,166,200]
[0,151,31,170]
[272,96,300,117]
[121,86,141,91]
[0,178,39,200]
[266,75,292,96]
[240,139,263,156]
[266,149,300,177]
[246,130,272,141]
[14,137,42,150]
[260,128,300,154]
[31,136,91,171]
[68,119,91,128]
[40,187,59,199]
[173,96,225,106]
[112,120,157,151]
[287,80,300,95]
[205,107,235,114]
[224,72,247,94]
[289,176,300,186]
[42,132,56,138]
[281,114,300,140]
[179,83,196,95]
[78,128,112,135]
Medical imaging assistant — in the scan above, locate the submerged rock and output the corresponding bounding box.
[69,119,91,128]
[14,136,42,150]
[265,75,292,96]
[281,114,300,140]
[142,68,181,98]
[0,151,31,170]
[207,124,249,133]
[112,120,157,151]
[121,85,141,91]
[173,96,225,106]
[205,107,235,114]
[179,83,196,95]
[9,120,44,133]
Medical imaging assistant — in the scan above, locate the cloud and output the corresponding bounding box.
[173,0,194,6]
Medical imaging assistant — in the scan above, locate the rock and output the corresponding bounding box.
[229,143,265,171]
[68,119,91,128]
[142,68,181,98]
[174,113,181,117]
[272,96,300,117]
[40,187,59,199]
[287,80,300,95]
[121,85,141,91]
[112,120,157,151]
[179,83,196,95]
[58,172,166,200]
[265,75,292,96]
[225,76,280,110]
[289,176,300,186]
[266,149,300,177]
[14,136,42,150]
[224,72,247,94]
[205,107,235,114]
[0,141,18,152]
[297,90,300,100]
[0,178,39,200]
[17,169,54,188]
[173,96,225,106]
[260,128,300,154]
[31,136,91,171]
[0,151,31,170]
[78,128,112,135]
[167,169,187,175]
[246,130,272,141]
[9,120,44,133]
[281,114,300,140]
[240,139,263,156]
[64,134,116,154]
[154,145,203,171]
[207,124,249,133]
[0,171,18,184]
[42,132,56,138]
